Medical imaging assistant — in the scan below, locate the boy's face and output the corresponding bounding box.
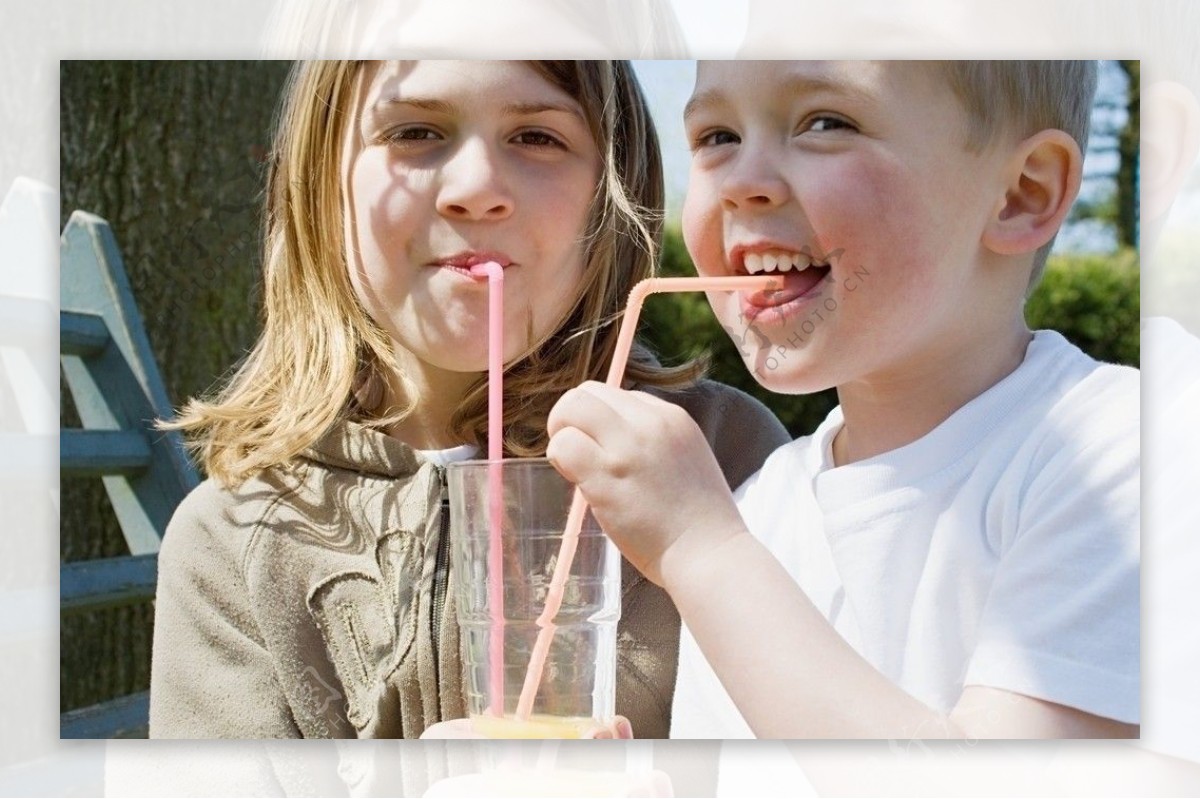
[683,61,1013,394]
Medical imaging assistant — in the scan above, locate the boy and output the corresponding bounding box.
[547,61,1139,738]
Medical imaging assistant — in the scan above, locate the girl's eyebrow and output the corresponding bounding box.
[502,100,585,121]
[374,97,584,122]
[374,97,455,114]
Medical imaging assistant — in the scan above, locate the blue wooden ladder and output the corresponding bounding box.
[59,211,199,738]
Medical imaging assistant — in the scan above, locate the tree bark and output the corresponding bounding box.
[1116,60,1140,249]
[59,61,291,715]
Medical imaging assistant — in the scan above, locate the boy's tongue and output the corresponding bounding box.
[746,265,830,307]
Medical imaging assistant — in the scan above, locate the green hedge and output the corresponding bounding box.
[1025,248,1140,367]
[640,229,1140,439]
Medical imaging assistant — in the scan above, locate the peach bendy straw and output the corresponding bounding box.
[470,261,506,718]
[515,275,784,722]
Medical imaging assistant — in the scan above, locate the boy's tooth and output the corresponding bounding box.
[777,255,794,272]
[795,253,811,271]
[763,253,778,272]
[745,253,763,274]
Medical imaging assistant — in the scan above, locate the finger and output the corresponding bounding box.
[547,382,628,442]
[546,425,603,485]
[626,388,672,408]
[418,719,484,739]
[578,715,633,739]
[588,384,698,448]
[615,715,634,739]
[586,382,682,423]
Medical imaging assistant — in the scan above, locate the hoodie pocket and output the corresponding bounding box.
[308,571,401,730]
[376,528,420,664]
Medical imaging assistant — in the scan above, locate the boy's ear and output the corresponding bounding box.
[1144,81,1200,221]
[981,129,1083,257]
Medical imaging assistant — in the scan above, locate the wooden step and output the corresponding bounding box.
[60,430,152,476]
[60,553,158,613]
[59,309,110,356]
[60,691,150,739]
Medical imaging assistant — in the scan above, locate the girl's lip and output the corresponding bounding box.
[431,254,515,281]
[436,263,517,282]
[433,253,513,269]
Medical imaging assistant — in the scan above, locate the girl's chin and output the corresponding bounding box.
[402,344,488,376]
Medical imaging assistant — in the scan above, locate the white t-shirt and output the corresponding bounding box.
[671,330,1140,738]
[1140,316,1200,763]
[416,444,479,468]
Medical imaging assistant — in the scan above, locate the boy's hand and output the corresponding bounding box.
[546,381,747,586]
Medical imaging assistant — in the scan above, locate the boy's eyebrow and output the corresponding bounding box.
[684,73,874,121]
[683,89,724,123]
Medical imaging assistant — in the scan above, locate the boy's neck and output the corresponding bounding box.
[831,320,1033,467]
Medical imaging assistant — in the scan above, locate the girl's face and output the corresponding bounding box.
[342,61,602,373]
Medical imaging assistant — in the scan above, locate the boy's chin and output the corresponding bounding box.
[740,351,831,396]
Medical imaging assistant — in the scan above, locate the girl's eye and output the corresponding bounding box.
[512,129,566,149]
[383,126,442,144]
[692,129,740,150]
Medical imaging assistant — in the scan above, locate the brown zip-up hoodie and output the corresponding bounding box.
[149,380,789,738]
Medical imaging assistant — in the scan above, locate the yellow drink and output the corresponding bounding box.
[470,713,597,739]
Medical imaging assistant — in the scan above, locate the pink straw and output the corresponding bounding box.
[515,275,784,721]
[470,260,506,718]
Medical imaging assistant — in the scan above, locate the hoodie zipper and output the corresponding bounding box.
[430,466,450,689]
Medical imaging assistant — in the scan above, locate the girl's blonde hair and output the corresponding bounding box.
[169,60,703,486]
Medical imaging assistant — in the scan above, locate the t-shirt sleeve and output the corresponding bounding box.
[962,371,1140,724]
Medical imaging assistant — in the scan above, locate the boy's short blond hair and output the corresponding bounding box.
[938,61,1099,291]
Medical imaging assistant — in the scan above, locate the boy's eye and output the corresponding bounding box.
[804,115,855,134]
[692,129,740,150]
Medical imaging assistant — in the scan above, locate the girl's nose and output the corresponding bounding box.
[719,148,791,212]
[436,138,514,221]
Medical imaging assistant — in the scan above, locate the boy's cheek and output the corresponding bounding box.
[682,225,726,279]
[706,293,743,333]
[681,183,725,276]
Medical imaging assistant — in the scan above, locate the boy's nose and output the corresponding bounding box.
[436,139,514,221]
[719,152,791,212]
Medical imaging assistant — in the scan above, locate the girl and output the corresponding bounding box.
[149,60,788,739]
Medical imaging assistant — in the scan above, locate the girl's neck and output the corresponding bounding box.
[382,348,480,451]
[831,318,1032,467]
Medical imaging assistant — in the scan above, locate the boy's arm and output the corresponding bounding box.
[670,525,1135,739]
[548,382,1136,740]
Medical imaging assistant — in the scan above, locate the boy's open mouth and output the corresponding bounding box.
[734,248,832,318]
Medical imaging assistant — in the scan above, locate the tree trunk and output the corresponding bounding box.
[1116,60,1139,249]
[59,61,291,715]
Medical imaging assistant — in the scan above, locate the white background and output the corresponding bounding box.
[2,1,1198,795]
